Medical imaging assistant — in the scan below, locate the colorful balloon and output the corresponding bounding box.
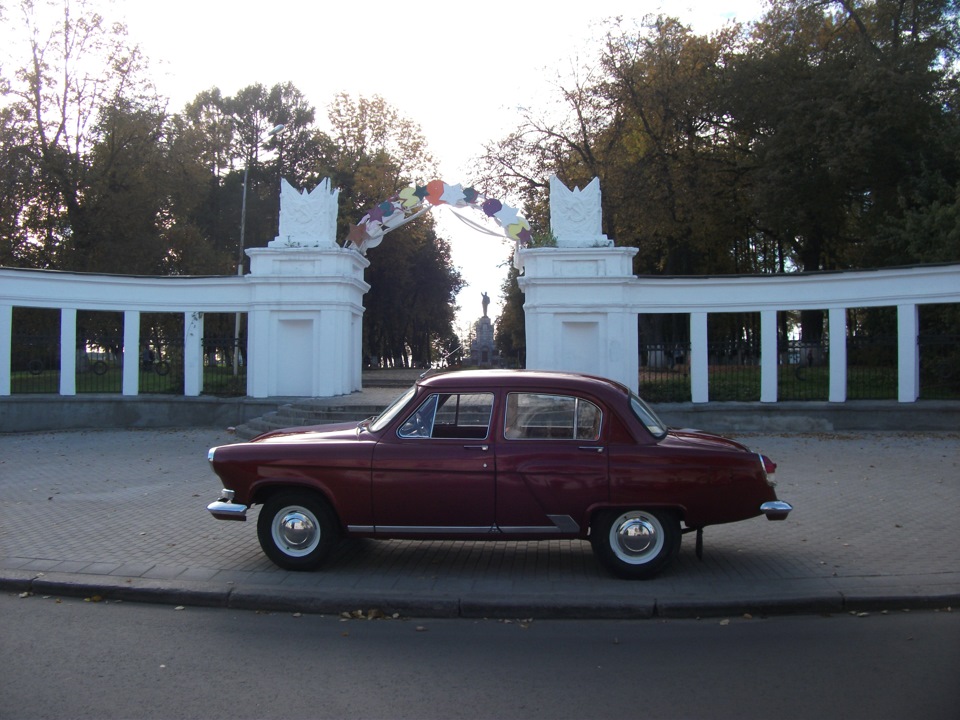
[347,181,530,252]
[482,198,502,217]
[398,186,420,209]
[426,180,447,205]
[506,218,531,241]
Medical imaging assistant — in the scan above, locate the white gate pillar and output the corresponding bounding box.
[0,304,11,396]
[184,312,203,397]
[828,307,848,402]
[898,303,920,402]
[122,310,140,396]
[689,312,709,403]
[245,247,369,398]
[60,308,77,395]
[518,247,639,392]
[760,309,778,402]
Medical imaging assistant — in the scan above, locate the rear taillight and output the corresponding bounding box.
[759,453,777,486]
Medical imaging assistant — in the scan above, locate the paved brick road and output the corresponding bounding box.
[1,427,958,617]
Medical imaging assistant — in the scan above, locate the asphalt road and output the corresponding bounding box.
[2,593,958,720]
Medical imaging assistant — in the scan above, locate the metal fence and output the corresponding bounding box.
[10,334,61,394]
[638,335,957,402]
[8,333,954,401]
[8,335,248,396]
[201,336,247,397]
[920,335,960,400]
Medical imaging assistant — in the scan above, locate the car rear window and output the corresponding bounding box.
[504,393,602,441]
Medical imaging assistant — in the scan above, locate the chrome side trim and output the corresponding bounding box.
[547,514,581,533]
[499,526,561,534]
[760,500,792,520]
[371,525,497,535]
[348,517,582,536]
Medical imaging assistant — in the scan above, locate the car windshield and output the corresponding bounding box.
[368,385,418,433]
[629,392,668,439]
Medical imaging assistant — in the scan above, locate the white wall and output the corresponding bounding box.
[518,248,960,403]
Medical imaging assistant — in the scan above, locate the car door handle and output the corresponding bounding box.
[463,445,489,451]
[579,446,605,453]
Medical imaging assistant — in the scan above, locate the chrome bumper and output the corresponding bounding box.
[760,500,792,521]
[207,492,248,521]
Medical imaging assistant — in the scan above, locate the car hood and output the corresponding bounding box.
[251,421,364,443]
[661,428,751,453]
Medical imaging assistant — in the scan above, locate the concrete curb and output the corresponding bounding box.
[4,571,957,619]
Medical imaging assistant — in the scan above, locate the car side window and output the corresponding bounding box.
[398,393,493,440]
[504,393,602,441]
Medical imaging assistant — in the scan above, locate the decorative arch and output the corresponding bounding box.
[345,180,531,255]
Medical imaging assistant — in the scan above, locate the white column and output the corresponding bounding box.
[246,308,269,398]
[59,308,77,396]
[245,247,369,398]
[828,307,847,402]
[760,310,778,402]
[184,312,203,397]
[517,247,640,392]
[897,303,920,402]
[122,310,140,396]
[0,304,11,396]
[690,312,709,403]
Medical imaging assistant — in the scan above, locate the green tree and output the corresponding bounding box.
[726,0,960,340]
[481,2,960,354]
[6,0,156,269]
[495,257,526,367]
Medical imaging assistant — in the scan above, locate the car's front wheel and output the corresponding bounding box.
[591,508,680,579]
[256,491,340,570]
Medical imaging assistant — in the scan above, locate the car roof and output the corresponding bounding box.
[418,369,631,399]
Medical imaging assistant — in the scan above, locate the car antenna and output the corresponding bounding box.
[420,345,463,380]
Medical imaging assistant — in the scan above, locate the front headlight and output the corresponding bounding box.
[207,447,217,463]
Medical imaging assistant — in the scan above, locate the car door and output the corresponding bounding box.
[494,391,608,536]
[371,391,496,534]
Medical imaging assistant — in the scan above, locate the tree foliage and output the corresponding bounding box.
[477,0,960,348]
[0,1,463,366]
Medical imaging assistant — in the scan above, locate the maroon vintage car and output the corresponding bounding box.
[206,370,792,579]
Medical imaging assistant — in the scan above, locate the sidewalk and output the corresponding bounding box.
[1,423,958,619]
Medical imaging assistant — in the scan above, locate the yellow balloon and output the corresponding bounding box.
[398,186,420,209]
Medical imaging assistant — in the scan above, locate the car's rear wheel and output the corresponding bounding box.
[591,508,680,579]
[256,491,339,570]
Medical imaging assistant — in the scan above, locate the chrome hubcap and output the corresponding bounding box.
[612,512,663,564]
[273,507,319,556]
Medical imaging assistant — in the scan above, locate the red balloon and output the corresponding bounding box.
[426,180,446,205]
